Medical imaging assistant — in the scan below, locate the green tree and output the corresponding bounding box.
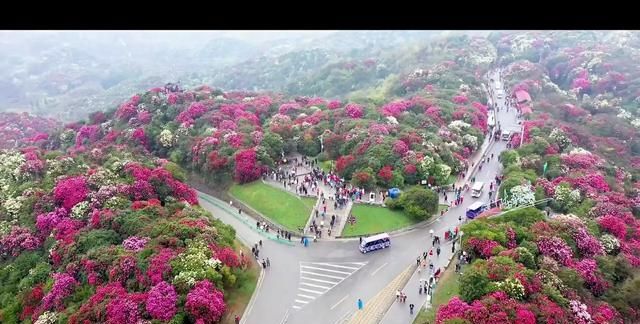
[398,187,439,220]
[459,262,490,302]
[261,132,284,161]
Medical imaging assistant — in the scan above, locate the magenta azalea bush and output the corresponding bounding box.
[146,281,178,321]
[185,280,226,323]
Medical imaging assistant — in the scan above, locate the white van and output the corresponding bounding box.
[471,182,484,198]
[501,130,512,141]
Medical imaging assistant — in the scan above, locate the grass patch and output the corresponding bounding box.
[222,241,260,324]
[319,160,335,173]
[413,262,460,324]
[341,204,450,237]
[341,204,418,236]
[229,181,316,231]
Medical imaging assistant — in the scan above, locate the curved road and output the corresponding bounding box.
[198,69,520,324]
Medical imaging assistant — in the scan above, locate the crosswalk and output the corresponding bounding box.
[292,261,367,310]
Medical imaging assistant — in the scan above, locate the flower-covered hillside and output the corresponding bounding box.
[55,74,489,190]
[0,112,59,150]
[0,142,249,323]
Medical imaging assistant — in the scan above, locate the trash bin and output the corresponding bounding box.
[388,188,401,199]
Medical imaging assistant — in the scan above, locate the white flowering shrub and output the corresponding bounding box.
[496,277,525,300]
[71,201,90,219]
[504,184,536,209]
[35,311,58,324]
[554,184,581,210]
[448,120,471,132]
[158,129,174,148]
[418,156,435,175]
[3,197,24,219]
[462,134,478,149]
[549,128,572,149]
[600,234,620,254]
[172,239,222,288]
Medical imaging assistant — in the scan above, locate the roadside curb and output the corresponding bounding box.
[240,267,265,324]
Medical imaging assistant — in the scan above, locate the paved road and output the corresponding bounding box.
[197,69,519,324]
[380,69,520,323]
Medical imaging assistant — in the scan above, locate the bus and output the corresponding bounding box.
[466,202,488,219]
[471,182,484,198]
[359,233,391,253]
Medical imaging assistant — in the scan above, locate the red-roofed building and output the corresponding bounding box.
[514,90,532,104]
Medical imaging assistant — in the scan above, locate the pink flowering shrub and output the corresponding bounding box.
[327,100,342,110]
[467,238,501,258]
[105,293,146,324]
[598,215,627,240]
[54,176,88,210]
[147,249,176,285]
[41,273,78,311]
[344,103,364,119]
[453,94,469,104]
[185,280,226,323]
[436,296,470,323]
[131,128,148,148]
[146,281,178,321]
[392,140,409,156]
[214,246,240,268]
[537,236,574,266]
[122,236,149,252]
[35,208,67,236]
[381,100,411,117]
[573,227,604,258]
[278,102,301,115]
[561,153,600,170]
[0,226,43,257]
[573,259,609,296]
[234,149,261,183]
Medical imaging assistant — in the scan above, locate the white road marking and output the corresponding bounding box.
[299,287,324,294]
[311,263,360,270]
[293,262,368,310]
[300,271,344,280]
[370,262,388,276]
[300,265,351,275]
[300,282,331,290]
[330,294,350,310]
[300,276,340,284]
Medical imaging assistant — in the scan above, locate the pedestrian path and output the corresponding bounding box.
[292,261,368,310]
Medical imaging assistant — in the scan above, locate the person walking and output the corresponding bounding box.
[259,240,262,247]
[396,290,401,302]
[235,315,241,324]
[261,259,267,269]
[357,298,364,310]
[409,303,415,314]
[437,247,441,257]
[266,258,271,267]
[417,256,421,266]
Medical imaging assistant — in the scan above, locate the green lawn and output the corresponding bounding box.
[413,262,460,324]
[229,181,316,231]
[319,160,335,173]
[342,204,450,237]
